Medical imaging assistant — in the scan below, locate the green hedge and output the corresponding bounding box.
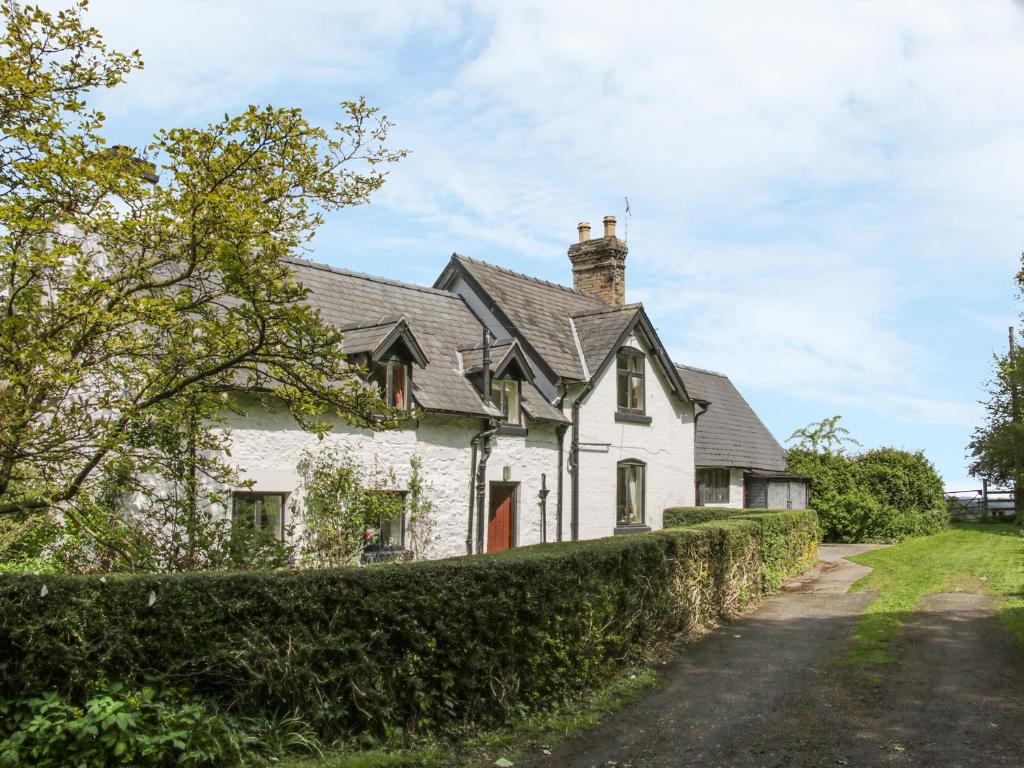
[0,510,817,740]
[663,508,819,590]
[663,507,765,527]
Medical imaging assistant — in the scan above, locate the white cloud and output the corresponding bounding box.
[43,0,1024,468]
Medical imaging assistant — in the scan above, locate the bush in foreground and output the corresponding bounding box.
[0,510,817,746]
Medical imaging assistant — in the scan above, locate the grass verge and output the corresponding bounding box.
[276,665,662,768]
[844,523,1024,668]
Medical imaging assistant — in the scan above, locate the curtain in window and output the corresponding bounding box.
[391,364,407,409]
[627,467,641,520]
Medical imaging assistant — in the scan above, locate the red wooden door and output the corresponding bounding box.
[487,483,515,553]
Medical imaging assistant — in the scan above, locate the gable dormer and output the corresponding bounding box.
[459,338,535,426]
[340,316,428,412]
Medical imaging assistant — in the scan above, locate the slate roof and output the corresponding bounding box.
[339,317,428,366]
[287,258,566,423]
[571,305,642,377]
[674,364,787,472]
[287,258,500,419]
[438,255,606,382]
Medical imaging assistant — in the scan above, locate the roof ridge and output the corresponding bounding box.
[675,362,730,378]
[285,256,462,300]
[571,303,642,319]
[452,253,605,301]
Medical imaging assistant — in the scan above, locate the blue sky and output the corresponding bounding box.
[63,1,1024,489]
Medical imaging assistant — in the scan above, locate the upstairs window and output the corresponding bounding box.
[490,378,521,424]
[372,360,410,411]
[698,468,730,505]
[616,348,646,413]
[232,492,286,541]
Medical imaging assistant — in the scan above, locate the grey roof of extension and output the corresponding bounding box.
[437,255,607,382]
[674,364,788,472]
[286,258,566,423]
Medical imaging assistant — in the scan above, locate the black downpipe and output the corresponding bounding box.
[555,423,568,542]
[466,440,478,555]
[475,419,499,553]
[570,398,581,541]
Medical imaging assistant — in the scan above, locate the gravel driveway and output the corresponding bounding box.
[519,544,1024,768]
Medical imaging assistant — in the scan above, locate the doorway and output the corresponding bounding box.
[487,482,517,553]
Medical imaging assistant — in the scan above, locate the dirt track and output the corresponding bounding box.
[520,545,1024,768]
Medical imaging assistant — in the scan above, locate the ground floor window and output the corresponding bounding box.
[616,460,646,526]
[366,491,407,550]
[232,492,286,541]
[698,468,730,505]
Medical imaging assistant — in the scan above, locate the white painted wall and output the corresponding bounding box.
[699,468,747,509]
[219,396,561,560]
[563,332,696,541]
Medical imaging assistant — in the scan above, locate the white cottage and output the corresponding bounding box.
[226,215,793,561]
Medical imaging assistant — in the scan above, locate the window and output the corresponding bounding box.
[616,461,646,526]
[698,468,730,505]
[365,490,406,549]
[372,361,410,411]
[363,491,408,563]
[232,492,286,541]
[616,349,645,413]
[490,378,521,424]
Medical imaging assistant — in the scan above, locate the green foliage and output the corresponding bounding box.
[0,682,257,768]
[662,507,762,527]
[787,415,861,455]
[0,510,817,741]
[0,2,405,558]
[295,449,435,567]
[787,447,947,542]
[968,347,1024,496]
[662,508,820,591]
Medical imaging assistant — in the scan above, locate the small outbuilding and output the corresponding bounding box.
[674,364,810,509]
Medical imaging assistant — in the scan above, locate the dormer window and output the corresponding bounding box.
[616,347,645,413]
[490,378,521,424]
[372,360,410,411]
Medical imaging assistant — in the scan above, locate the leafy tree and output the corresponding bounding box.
[0,2,406,561]
[787,417,947,542]
[968,348,1024,500]
[787,415,862,455]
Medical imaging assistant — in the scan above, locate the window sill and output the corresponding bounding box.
[613,524,652,535]
[497,424,528,436]
[615,411,652,425]
[361,547,412,564]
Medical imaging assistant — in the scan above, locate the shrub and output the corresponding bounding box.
[0,683,256,768]
[0,510,817,741]
[788,447,948,542]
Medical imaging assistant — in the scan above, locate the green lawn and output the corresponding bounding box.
[845,523,1024,668]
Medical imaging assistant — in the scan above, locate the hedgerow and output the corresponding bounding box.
[0,510,816,741]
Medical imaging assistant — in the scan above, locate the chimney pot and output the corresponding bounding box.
[567,215,628,306]
[603,215,616,238]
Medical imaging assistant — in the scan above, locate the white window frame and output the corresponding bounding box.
[490,378,521,425]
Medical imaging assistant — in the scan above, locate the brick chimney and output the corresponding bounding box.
[567,215,627,305]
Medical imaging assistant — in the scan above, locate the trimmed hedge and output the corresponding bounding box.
[0,510,817,739]
[663,507,819,590]
[663,507,766,528]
